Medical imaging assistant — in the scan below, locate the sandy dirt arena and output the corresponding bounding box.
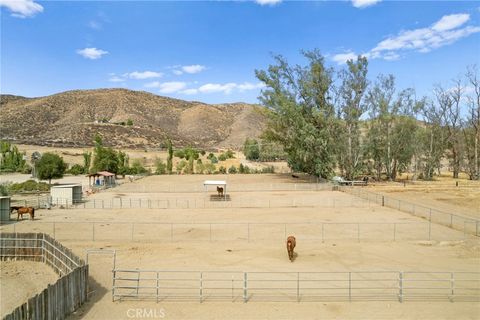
[1,174,479,319]
[0,260,59,318]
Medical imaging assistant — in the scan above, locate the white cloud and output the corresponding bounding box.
[145,80,265,95]
[198,83,237,94]
[331,12,480,63]
[144,81,161,88]
[154,81,187,93]
[371,13,479,55]
[182,65,206,74]
[255,0,282,6]
[181,82,265,95]
[77,47,109,60]
[432,13,470,32]
[351,0,381,9]
[237,82,266,91]
[109,76,125,83]
[88,20,102,30]
[126,71,163,79]
[170,64,206,75]
[332,51,358,65]
[180,88,199,95]
[0,0,43,18]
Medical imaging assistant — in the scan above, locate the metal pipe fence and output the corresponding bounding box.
[339,186,480,237]
[117,182,332,193]
[112,269,480,303]
[49,195,374,210]
[0,220,471,242]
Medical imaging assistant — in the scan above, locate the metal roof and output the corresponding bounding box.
[203,180,227,186]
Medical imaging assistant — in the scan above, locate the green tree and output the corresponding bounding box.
[336,56,369,180]
[117,151,130,176]
[166,139,173,174]
[243,138,260,160]
[36,152,67,184]
[92,134,120,174]
[83,151,92,173]
[255,50,338,178]
[0,141,26,172]
[68,164,85,175]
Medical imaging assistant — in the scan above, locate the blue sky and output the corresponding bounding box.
[1,0,479,104]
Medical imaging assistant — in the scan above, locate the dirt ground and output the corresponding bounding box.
[368,176,480,219]
[0,260,59,318]
[1,174,479,319]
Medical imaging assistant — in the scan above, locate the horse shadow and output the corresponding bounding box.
[290,252,298,262]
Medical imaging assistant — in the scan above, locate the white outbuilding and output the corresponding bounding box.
[0,196,11,221]
[50,184,83,206]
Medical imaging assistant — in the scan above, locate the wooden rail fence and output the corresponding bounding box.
[0,233,89,320]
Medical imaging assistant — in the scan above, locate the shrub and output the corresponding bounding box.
[218,154,227,161]
[127,119,133,126]
[200,150,206,156]
[155,158,167,174]
[239,163,251,174]
[210,156,218,164]
[195,163,205,174]
[0,183,9,196]
[228,165,237,174]
[21,163,32,174]
[218,166,227,174]
[8,180,50,193]
[261,166,275,174]
[176,160,187,174]
[204,163,216,174]
[243,138,260,161]
[130,159,148,174]
[68,164,85,175]
[225,150,235,158]
[174,150,185,159]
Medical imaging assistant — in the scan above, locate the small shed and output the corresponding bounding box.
[203,180,228,201]
[87,171,116,187]
[50,184,83,205]
[0,196,11,221]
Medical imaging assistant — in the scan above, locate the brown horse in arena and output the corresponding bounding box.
[216,186,224,197]
[286,236,296,262]
[14,206,35,220]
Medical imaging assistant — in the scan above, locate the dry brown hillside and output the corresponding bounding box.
[0,89,266,149]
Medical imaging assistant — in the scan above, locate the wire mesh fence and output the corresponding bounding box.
[112,269,480,303]
[0,220,471,242]
[339,186,480,237]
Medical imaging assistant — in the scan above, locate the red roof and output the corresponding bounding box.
[87,171,115,177]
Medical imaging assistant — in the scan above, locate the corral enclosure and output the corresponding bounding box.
[1,174,479,319]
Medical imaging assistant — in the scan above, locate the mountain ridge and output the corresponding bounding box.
[0,88,267,149]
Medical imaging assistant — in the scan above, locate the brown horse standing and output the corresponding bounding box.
[15,207,35,220]
[286,236,296,262]
[216,186,224,197]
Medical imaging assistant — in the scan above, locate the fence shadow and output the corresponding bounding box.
[69,276,109,319]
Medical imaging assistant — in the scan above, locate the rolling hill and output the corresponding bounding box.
[0,88,267,149]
